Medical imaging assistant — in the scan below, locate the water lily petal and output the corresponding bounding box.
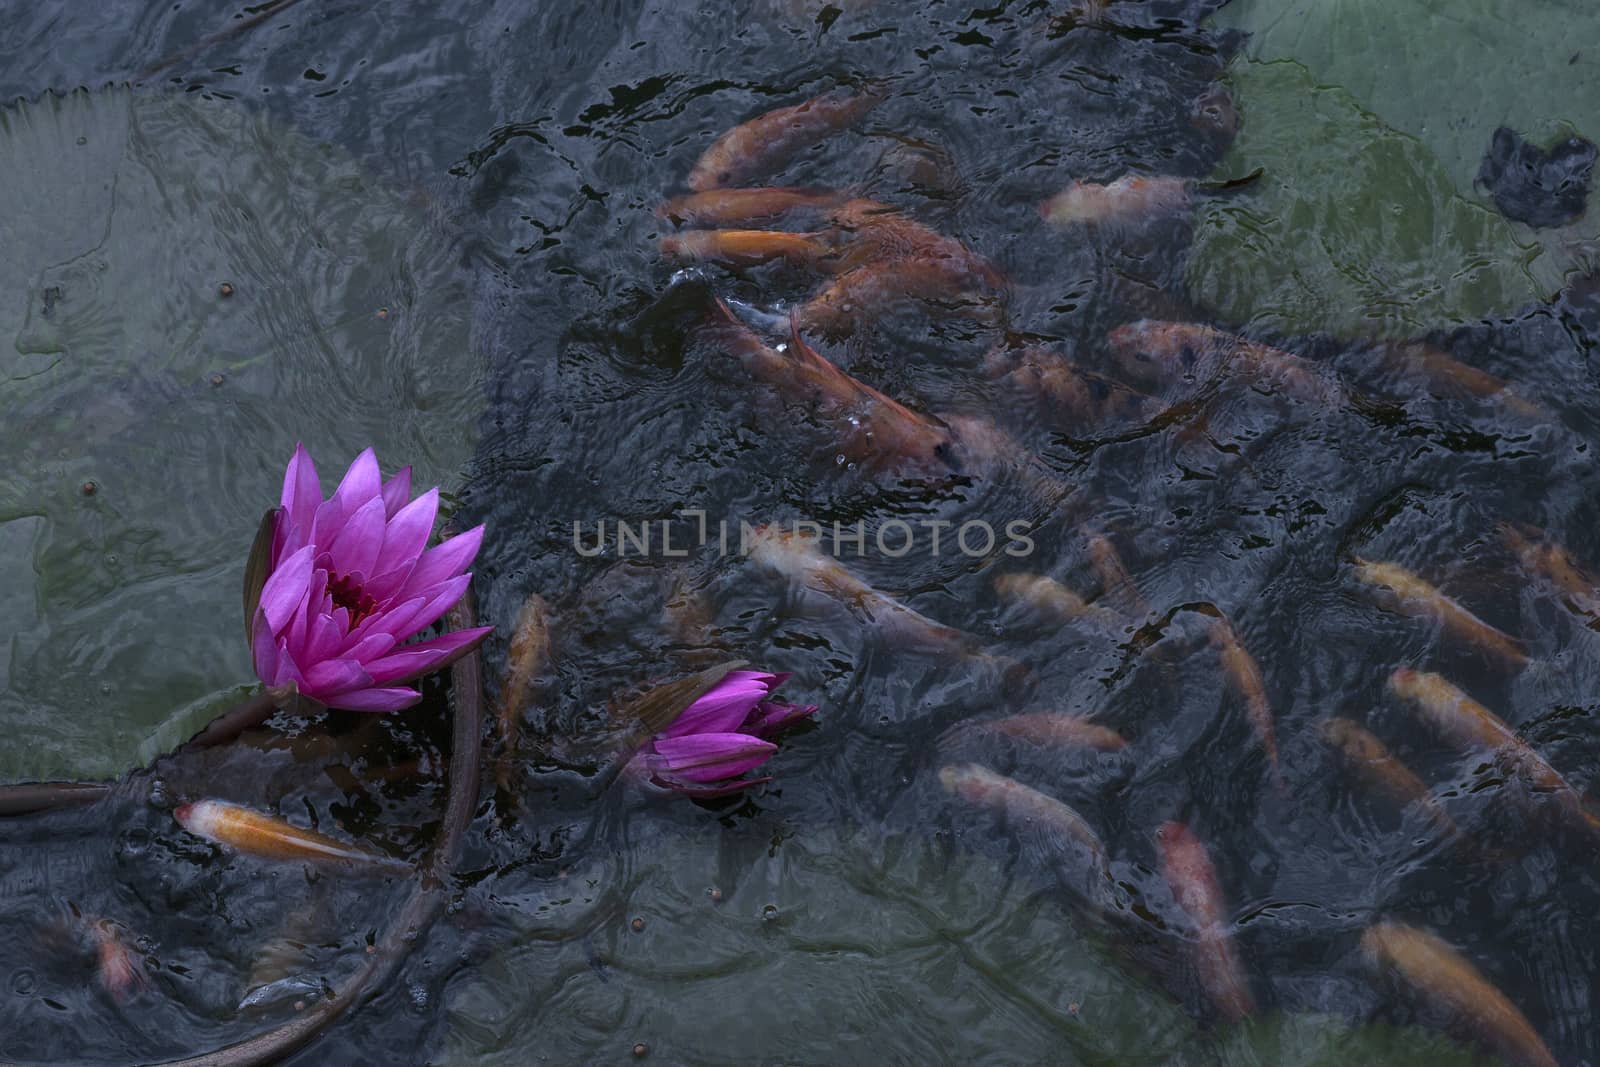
[649,733,777,783]
[396,525,483,600]
[378,573,472,641]
[328,496,387,580]
[362,626,491,685]
[331,686,423,712]
[373,487,437,580]
[302,610,346,667]
[652,774,772,798]
[257,545,316,634]
[302,656,374,699]
[380,466,413,519]
[663,674,774,738]
[279,443,323,538]
[330,448,381,520]
[250,611,279,682]
[271,640,306,690]
[743,700,818,737]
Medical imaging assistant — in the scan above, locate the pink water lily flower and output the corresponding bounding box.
[631,670,817,797]
[250,443,491,712]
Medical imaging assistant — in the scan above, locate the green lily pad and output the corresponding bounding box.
[0,88,481,783]
[1185,60,1549,338]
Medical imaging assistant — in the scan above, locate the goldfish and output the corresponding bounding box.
[1107,320,1335,404]
[994,572,1126,632]
[1084,530,1148,616]
[1382,343,1543,418]
[1209,615,1281,779]
[939,762,1111,893]
[657,186,846,227]
[46,908,148,1002]
[175,799,412,876]
[1155,821,1256,1022]
[497,591,551,789]
[1041,175,1191,226]
[1500,522,1600,621]
[1318,717,1456,837]
[982,344,1160,431]
[658,229,840,269]
[1352,558,1527,669]
[1362,921,1557,1067]
[953,711,1127,752]
[688,86,885,191]
[745,525,981,657]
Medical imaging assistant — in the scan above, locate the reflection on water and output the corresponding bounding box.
[2,0,1600,1064]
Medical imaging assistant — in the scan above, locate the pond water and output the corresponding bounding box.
[3,0,1599,1064]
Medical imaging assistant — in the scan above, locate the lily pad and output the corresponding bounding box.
[1185,60,1549,338]
[0,88,481,782]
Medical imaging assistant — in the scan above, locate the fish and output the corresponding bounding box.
[702,299,958,474]
[688,87,885,191]
[1041,175,1191,226]
[46,909,148,1002]
[1352,558,1528,669]
[1208,615,1281,779]
[658,229,840,269]
[175,800,413,875]
[953,711,1127,752]
[1106,320,1335,404]
[994,572,1127,632]
[1084,530,1148,615]
[745,525,982,657]
[982,344,1160,431]
[1318,717,1456,837]
[497,591,551,789]
[657,186,846,227]
[1381,343,1543,418]
[939,762,1112,893]
[1155,821,1256,1023]
[1362,921,1557,1067]
[1500,522,1600,621]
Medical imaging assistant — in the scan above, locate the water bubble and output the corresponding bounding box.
[761,904,779,922]
[408,981,428,1010]
[10,971,35,996]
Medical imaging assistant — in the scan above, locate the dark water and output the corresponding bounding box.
[3,0,1600,1064]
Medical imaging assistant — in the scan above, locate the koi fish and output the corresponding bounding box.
[953,711,1127,752]
[1209,615,1280,778]
[1362,921,1557,1067]
[688,87,885,190]
[982,344,1159,431]
[659,229,840,269]
[745,525,982,657]
[1155,821,1256,1023]
[658,186,846,227]
[1107,320,1335,403]
[497,591,551,789]
[939,762,1111,890]
[1084,530,1148,615]
[1381,343,1543,418]
[1500,522,1600,621]
[1352,558,1527,669]
[1319,717,1455,836]
[175,800,411,875]
[1041,175,1191,226]
[994,572,1126,632]
[46,909,148,1002]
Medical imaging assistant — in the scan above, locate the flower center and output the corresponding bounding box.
[327,571,379,626]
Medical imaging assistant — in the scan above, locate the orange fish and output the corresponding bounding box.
[1156,821,1256,1023]
[954,711,1127,752]
[175,800,411,875]
[939,762,1112,895]
[1319,717,1455,837]
[1106,320,1334,403]
[1209,615,1280,779]
[1352,558,1527,669]
[659,229,840,269]
[1500,522,1600,621]
[688,87,884,190]
[497,591,550,789]
[994,572,1126,633]
[1363,921,1557,1067]
[1382,343,1543,418]
[1041,175,1191,226]
[658,186,846,227]
[983,344,1159,430]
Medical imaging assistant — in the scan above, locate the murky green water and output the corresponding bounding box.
[2,1,1599,1064]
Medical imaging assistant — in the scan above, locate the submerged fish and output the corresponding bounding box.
[1155,821,1256,1023]
[939,762,1111,892]
[994,572,1126,632]
[1500,522,1600,621]
[1380,343,1543,418]
[1208,615,1281,779]
[1041,175,1191,226]
[688,87,885,191]
[745,525,981,657]
[659,229,840,269]
[497,591,551,789]
[46,909,148,1002]
[1107,320,1335,404]
[954,711,1127,752]
[1362,921,1557,1067]
[1352,558,1528,669]
[982,344,1159,432]
[1318,717,1456,837]
[658,186,846,227]
[1084,530,1148,616]
[175,800,412,875]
